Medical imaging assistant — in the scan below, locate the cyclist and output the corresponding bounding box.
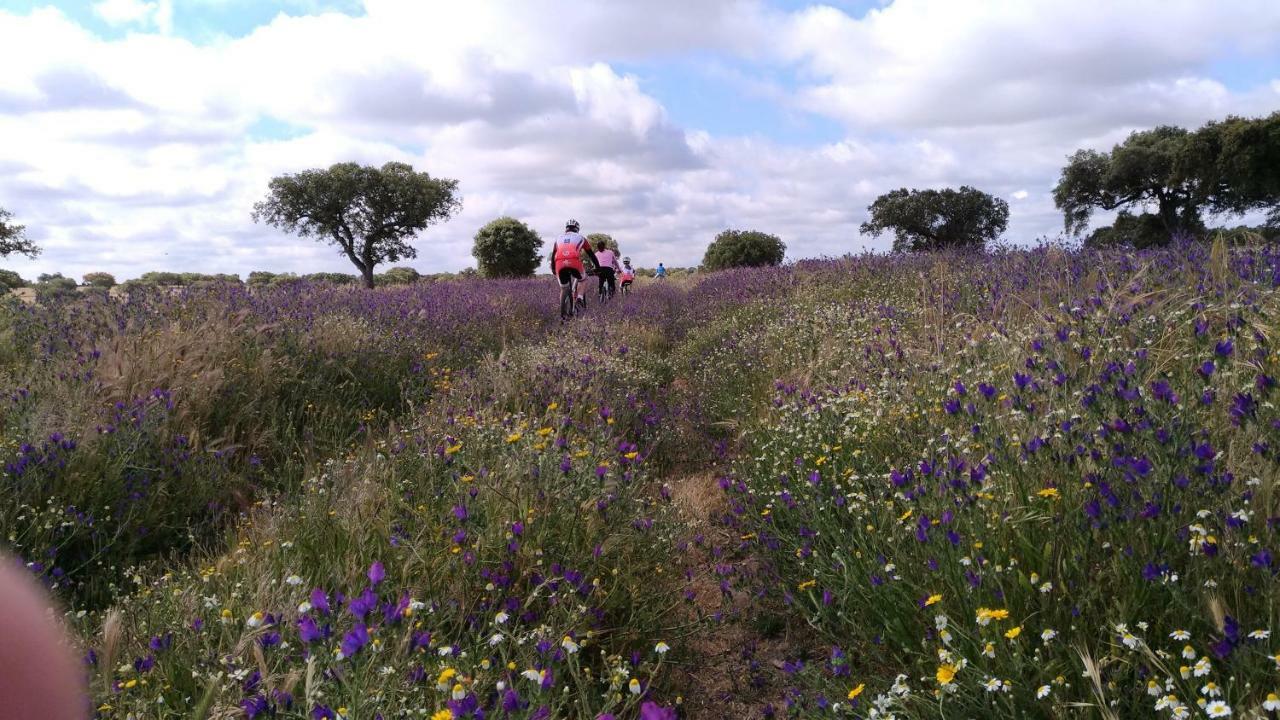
[619,257,635,294]
[593,240,620,301]
[549,219,597,318]
[655,262,667,280]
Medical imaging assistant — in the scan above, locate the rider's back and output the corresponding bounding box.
[553,232,588,271]
[595,248,618,271]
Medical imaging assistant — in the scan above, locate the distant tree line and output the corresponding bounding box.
[4,111,1277,289]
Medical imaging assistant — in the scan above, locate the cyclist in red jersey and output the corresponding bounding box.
[619,257,635,292]
[548,219,597,317]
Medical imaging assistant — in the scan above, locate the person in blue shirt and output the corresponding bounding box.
[655,262,667,280]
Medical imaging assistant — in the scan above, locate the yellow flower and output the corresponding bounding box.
[547,402,558,411]
[123,679,138,689]
[436,667,457,690]
[1037,487,1060,498]
[798,579,817,591]
[624,451,639,460]
[445,443,462,455]
[431,710,454,720]
[976,607,1009,625]
[537,427,554,437]
[629,677,642,695]
[848,683,865,700]
[506,433,523,443]
[924,594,943,606]
[936,664,956,685]
[1005,626,1022,639]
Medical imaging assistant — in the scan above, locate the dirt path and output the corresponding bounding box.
[667,472,801,719]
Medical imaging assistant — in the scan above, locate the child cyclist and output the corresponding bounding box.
[619,257,635,293]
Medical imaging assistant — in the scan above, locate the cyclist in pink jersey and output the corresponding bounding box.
[593,240,620,300]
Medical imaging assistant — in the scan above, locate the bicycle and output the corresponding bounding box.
[589,267,616,304]
[559,275,578,322]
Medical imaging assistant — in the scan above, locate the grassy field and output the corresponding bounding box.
[2,240,1279,719]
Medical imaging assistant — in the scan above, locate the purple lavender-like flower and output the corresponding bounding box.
[640,702,678,720]
[1230,393,1256,425]
[367,561,386,585]
[310,588,330,615]
[340,623,370,658]
[298,617,324,644]
[502,689,525,712]
[1251,549,1273,569]
[241,695,271,719]
[349,587,378,620]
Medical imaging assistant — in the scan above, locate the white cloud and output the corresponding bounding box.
[92,0,172,32]
[0,0,1277,281]
[93,0,154,25]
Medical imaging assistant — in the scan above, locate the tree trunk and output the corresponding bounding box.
[361,266,375,289]
[1156,196,1180,238]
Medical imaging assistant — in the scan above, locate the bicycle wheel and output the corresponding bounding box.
[560,284,572,320]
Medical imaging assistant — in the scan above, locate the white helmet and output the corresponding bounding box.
[565,219,580,231]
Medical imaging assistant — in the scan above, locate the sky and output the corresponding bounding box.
[1,0,1278,280]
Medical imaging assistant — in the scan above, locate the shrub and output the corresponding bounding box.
[0,268,27,290]
[473,217,544,278]
[82,272,116,288]
[1086,211,1191,249]
[303,271,357,285]
[701,229,786,271]
[34,272,78,303]
[376,266,421,285]
[137,271,186,286]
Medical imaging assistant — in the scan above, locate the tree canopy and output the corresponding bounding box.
[472,217,543,278]
[252,162,460,288]
[586,233,619,254]
[83,272,116,288]
[34,272,77,304]
[860,186,1009,252]
[376,266,421,286]
[0,269,26,290]
[1054,112,1280,244]
[701,230,786,271]
[1,207,40,259]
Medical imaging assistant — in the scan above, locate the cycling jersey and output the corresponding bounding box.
[553,232,589,275]
[620,268,635,283]
[594,249,620,272]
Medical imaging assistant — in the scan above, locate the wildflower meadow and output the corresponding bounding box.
[3,239,1280,718]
